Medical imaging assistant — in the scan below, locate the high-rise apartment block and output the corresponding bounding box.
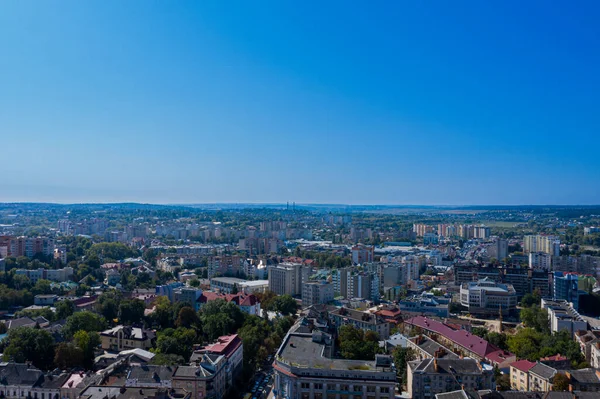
[524,235,561,256]
[268,263,303,296]
[301,281,334,307]
[351,244,374,264]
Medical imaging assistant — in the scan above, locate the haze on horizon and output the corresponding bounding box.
[2,1,600,205]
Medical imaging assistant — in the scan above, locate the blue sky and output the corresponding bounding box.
[1,1,599,205]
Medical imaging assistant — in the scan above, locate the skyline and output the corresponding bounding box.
[2,1,600,205]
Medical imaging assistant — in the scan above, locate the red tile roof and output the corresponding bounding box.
[200,334,242,358]
[541,354,567,362]
[510,359,536,372]
[404,316,515,362]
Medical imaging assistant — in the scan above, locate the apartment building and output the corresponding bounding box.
[528,362,557,392]
[529,252,553,270]
[14,267,74,283]
[552,272,580,310]
[301,281,334,307]
[459,278,517,316]
[510,360,536,391]
[351,244,374,264]
[191,334,243,388]
[524,235,561,256]
[403,316,516,368]
[268,263,303,296]
[407,358,495,399]
[273,325,396,399]
[541,299,587,337]
[406,335,459,361]
[172,354,228,399]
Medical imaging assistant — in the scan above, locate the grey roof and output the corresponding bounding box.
[435,390,470,399]
[0,362,43,386]
[329,307,386,325]
[279,333,383,371]
[127,365,174,385]
[408,358,482,374]
[529,362,556,380]
[79,386,168,399]
[39,373,70,389]
[5,317,37,330]
[410,335,459,359]
[479,392,544,399]
[566,368,600,384]
[173,365,214,378]
[544,393,574,399]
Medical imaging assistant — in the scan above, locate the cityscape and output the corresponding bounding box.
[3,2,600,399]
[0,204,599,399]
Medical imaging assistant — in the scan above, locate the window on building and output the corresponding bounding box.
[380,387,390,393]
[301,383,310,389]
[314,383,323,390]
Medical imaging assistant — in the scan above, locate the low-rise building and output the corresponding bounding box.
[329,307,391,339]
[273,324,396,399]
[197,292,261,315]
[14,267,74,283]
[209,277,247,294]
[509,359,536,391]
[0,362,69,399]
[459,278,517,316]
[100,325,156,351]
[564,369,600,392]
[398,296,449,317]
[407,358,495,399]
[125,365,174,388]
[34,294,58,306]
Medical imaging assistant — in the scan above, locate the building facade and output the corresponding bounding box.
[459,278,517,315]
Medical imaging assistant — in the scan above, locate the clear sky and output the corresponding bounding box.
[2,1,599,205]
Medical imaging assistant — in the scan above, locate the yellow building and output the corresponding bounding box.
[510,360,536,391]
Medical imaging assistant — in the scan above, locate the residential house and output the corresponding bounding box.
[100,325,156,351]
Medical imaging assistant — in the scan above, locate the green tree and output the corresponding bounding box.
[63,311,107,338]
[74,330,101,369]
[155,327,197,359]
[119,299,146,325]
[54,342,84,369]
[3,327,56,369]
[553,373,570,391]
[97,292,120,322]
[149,296,175,329]
[175,306,201,329]
[55,300,75,320]
[272,295,298,316]
[32,279,53,296]
[393,347,416,389]
[199,299,245,341]
[338,325,380,360]
[150,353,186,366]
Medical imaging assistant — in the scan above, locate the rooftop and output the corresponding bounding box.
[405,316,514,361]
[278,332,388,372]
[510,360,536,373]
[408,358,484,374]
